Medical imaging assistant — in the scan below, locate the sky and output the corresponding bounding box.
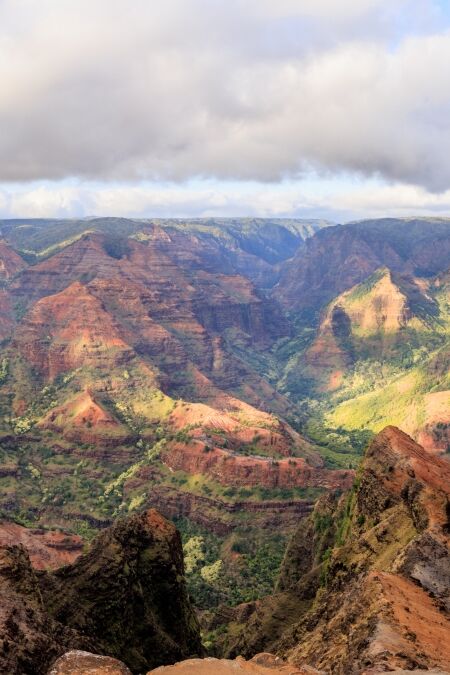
[1,0,450,222]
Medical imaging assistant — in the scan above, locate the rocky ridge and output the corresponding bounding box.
[280,427,450,673]
[160,440,353,489]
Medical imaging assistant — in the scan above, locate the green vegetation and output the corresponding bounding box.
[0,358,8,384]
[328,348,450,435]
[345,267,387,302]
[303,420,373,468]
[176,518,287,608]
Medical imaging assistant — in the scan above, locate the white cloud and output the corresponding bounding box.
[5,185,85,218]
[3,177,450,221]
[0,0,449,196]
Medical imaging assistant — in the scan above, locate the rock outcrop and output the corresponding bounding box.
[40,509,203,674]
[161,440,353,490]
[0,509,202,675]
[278,427,450,673]
[0,544,90,675]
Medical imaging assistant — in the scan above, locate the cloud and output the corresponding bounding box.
[3,177,450,221]
[0,0,449,192]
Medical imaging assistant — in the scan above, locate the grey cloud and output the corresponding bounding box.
[0,0,449,190]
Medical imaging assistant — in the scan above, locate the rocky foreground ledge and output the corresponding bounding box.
[48,650,321,674]
[47,650,450,674]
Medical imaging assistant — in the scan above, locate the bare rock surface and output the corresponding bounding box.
[148,653,320,674]
[48,650,132,674]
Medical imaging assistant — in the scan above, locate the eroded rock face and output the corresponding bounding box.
[0,521,83,570]
[294,267,439,394]
[0,240,26,281]
[8,229,297,422]
[6,230,293,431]
[15,280,134,380]
[0,510,202,675]
[38,389,132,447]
[161,440,353,490]
[12,232,287,354]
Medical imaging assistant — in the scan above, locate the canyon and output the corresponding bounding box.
[0,217,449,673]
